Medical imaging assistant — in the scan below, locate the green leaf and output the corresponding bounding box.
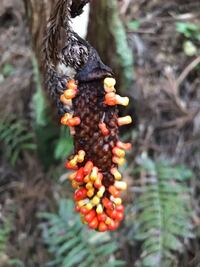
[128,158,193,267]
[127,20,141,31]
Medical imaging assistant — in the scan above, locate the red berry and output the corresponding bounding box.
[80,207,89,215]
[99,222,108,232]
[83,161,94,175]
[89,217,98,229]
[108,220,119,231]
[75,167,84,182]
[74,188,87,201]
[65,161,78,170]
[106,209,118,219]
[102,198,113,209]
[97,213,107,222]
[85,210,96,223]
[115,212,124,221]
[116,205,124,213]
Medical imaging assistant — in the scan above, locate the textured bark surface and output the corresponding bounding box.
[87,0,134,94]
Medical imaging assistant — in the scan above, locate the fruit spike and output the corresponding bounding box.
[62,76,132,231]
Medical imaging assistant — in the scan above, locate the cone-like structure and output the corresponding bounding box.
[44,0,132,232]
[61,76,132,231]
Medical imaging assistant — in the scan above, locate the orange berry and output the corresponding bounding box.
[65,161,78,170]
[102,198,113,209]
[116,205,124,213]
[109,186,120,198]
[83,161,94,175]
[94,173,103,189]
[74,188,87,201]
[67,79,77,90]
[89,217,98,229]
[106,209,118,220]
[66,117,81,127]
[98,123,109,136]
[85,210,96,223]
[97,213,107,222]
[80,207,90,215]
[108,220,119,231]
[112,147,125,158]
[99,222,108,232]
[75,167,84,183]
[116,141,132,151]
[115,212,124,221]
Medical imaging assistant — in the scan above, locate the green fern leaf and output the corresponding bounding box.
[39,199,124,267]
[128,155,193,267]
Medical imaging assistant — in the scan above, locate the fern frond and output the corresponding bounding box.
[38,199,124,267]
[0,219,11,259]
[0,115,36,165]
[129,154,194,267]
[54,126,73,161]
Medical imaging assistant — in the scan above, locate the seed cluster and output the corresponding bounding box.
[60,78,132,231]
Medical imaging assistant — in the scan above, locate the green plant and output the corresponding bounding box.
[176,22,200,40]
[0,115,36,165]
[39,199,124,267]
[54,126,73,161]
[127,154,194,267]
[176,22,200,56]
[0,220,10,256]
[127,20,141,31]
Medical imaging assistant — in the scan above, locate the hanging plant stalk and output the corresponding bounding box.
[44,0,132,231]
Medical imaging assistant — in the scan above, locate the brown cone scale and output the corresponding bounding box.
[73,80,118,187]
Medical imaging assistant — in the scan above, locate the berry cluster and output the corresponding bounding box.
[60,78,132,231]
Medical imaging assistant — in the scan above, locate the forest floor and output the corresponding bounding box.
[0,0,200,266]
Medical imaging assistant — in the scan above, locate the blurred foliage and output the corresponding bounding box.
[176,21,200,56]
[32,56,73,169]
[39,199,124,267]
[54,126,73,161]
[107,0,134,91]
[176,22,200,40]
[0,217,24,267]
[0,220,10,257]
[126,154,194,267]
[0,115,36,166]
[127,20,141,31]
[1,63,14,78]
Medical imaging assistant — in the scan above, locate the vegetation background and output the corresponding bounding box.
[0,0,200,266]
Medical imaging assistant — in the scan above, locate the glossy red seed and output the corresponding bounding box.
[83,161,94,175]
[85,210,96,223]
[102,198,113,209]
[115,212,124,221]
[75,167,84,182]
[108,220,119,231]
[109,186,120,198]
[99,222,108,232]
[116,205,125,213]
[97,213,107,222]
[80,207,90,215]
[74,188,87,201]
[65,161,78,170]
[89,217,98,229]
